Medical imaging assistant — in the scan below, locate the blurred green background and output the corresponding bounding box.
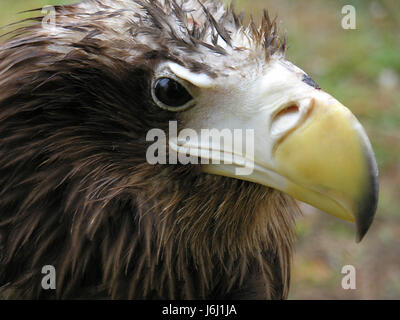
[1,0,399,299]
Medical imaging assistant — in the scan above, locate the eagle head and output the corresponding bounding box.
[0,0,378,299]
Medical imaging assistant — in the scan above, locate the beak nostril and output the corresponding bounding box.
[274,105,300,121]
[271,104,301,137]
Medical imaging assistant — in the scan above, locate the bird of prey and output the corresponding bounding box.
[0,0,378,299]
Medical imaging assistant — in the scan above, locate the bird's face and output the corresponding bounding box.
[149,46,378,242]
[0,0,380,299]
[29,0,377,241]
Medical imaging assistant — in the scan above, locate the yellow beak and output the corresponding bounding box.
[168,61,379,242]
[274,98,378,242]
[194,95,378,242]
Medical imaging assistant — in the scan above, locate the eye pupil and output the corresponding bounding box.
[154,78,193,109]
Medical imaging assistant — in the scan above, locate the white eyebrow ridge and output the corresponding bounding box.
[167,62,215,88]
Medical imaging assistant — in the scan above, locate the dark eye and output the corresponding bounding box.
[302,74,320,90]
[153,78,194,111]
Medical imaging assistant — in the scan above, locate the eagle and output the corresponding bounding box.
[0,0,378,299]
